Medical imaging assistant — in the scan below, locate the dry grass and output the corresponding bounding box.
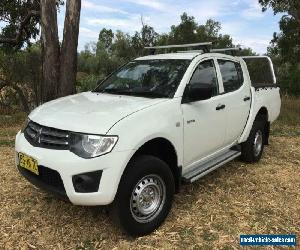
[0,98,299,249]
[1,133,299,250]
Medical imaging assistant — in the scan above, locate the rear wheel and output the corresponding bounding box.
[112,155,175,236]
[241,118,266,163]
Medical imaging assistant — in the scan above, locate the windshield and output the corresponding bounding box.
[94,59,191,98]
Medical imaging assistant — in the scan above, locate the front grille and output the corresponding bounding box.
[24,121,70,150]
[18,165,67,200]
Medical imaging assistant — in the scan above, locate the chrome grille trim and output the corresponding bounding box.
[40,136,69,145]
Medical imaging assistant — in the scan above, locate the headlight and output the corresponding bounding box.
[70,133,118,158]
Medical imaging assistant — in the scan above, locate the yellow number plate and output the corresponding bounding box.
[18,152,39,175]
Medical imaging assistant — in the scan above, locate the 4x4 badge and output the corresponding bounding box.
[187,119,196,124]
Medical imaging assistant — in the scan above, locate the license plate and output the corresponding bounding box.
[18,152,39,175]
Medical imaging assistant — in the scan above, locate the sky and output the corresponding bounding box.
[0,0,283,55]
[58,0,282,54]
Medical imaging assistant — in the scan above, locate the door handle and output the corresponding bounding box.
[244,96,251,102]
[216,104,226,111]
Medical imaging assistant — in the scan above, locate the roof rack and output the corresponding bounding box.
[145,43,243,56]
[177,50,204,53]
[145,42,212,54]
[210,47,242,56]
[176,48,241,55]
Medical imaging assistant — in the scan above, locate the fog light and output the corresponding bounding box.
[72,170,102,193]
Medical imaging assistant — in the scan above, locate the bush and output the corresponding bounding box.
[76,74,104,92]
[279,65,300,96]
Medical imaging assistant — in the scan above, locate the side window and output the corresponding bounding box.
[218,60,244,93]
[189,60,218,96]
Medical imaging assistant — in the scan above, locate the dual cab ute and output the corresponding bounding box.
[15,43,281,236]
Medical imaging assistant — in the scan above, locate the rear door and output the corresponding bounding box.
[216,58,251,145]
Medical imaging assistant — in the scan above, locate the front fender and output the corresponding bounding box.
[108,98,184,167]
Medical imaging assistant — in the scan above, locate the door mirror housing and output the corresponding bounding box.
[183,83,214,103]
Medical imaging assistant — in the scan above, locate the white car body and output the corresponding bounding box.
[15,52,281,206]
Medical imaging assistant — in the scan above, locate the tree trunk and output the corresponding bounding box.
[58,0,81,97]
[13,84,30,112]
[40,0,60,102]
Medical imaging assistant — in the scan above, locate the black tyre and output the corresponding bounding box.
[241,118,266,163]
[112,155,175,236]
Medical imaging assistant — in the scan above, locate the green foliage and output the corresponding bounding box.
[0,0,40,50]
[160,14,234,48]
[260,0,300,96]
[272,16,300,64]
[98,28,114,51]
[259,0,299,17]
[78,43,98,74]
[76,73,104,92]
[0,43,42,109]
[1,9,298,112]
[78,13,253,83]
[278,64,300,95]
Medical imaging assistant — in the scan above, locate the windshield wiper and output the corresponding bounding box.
[98,89,128,94]
[127,91,169,98]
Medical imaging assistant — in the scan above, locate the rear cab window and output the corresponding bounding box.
[242,57,275,87]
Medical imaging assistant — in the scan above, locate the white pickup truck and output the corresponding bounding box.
[15,43,281,236]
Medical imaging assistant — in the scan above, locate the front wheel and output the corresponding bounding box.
[112,155,175,236]
[241,118,266,163]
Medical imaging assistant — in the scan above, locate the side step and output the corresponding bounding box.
[182,149,241,183]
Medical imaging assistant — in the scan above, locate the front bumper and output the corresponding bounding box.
[15,131,134,205]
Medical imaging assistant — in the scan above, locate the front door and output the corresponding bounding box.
[182,59,227,167]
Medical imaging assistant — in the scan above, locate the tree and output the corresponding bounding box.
[132,25,158,56]
[260,0,300,95]
[259,0,300,63]
[40,0,60,103]
[0,0,81,103]
[259,0,300,31]
[98,28,114,52]
[58,0,81,97]
[0,0,40,49]
[111,31,135,62]
[0,44,42,111]
[169,13,199,44]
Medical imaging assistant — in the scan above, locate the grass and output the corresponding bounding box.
[277,96,300,126]
[271,96,300,137]
[0,111,27,127]
[0,97,299,249]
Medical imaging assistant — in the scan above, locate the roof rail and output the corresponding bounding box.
[177,50,204,53]
[210,47,242,55]
[145,42,212,54]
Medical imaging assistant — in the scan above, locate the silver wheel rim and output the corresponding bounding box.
[253,130,263,157]
[130,174,166,223]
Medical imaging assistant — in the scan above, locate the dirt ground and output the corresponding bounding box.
[0,128,299,249]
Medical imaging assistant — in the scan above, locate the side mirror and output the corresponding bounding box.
[183,83,213,103]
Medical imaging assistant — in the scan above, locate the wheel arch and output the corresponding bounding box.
[125,137,181,193]
[254,107,270,144]
[255,106,269,121]
[239,106,270,144]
